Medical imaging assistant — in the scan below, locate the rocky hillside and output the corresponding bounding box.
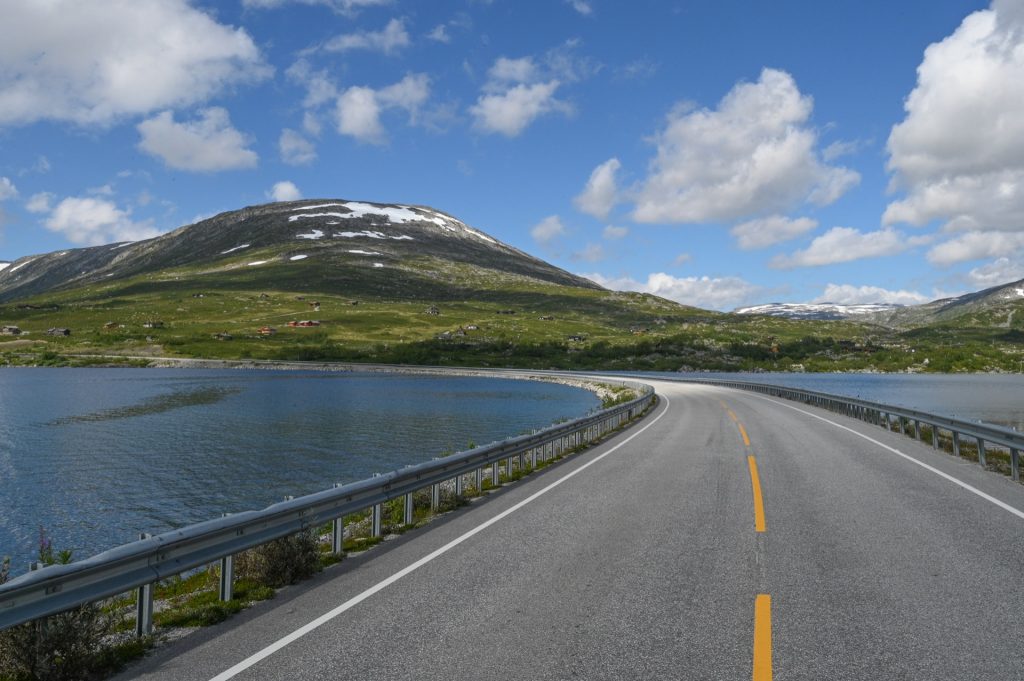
[866,279,1024,329]
[0,200,601,302]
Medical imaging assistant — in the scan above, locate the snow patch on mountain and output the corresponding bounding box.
[290,201,495,244]
[735,302,903,320]
[296,229,324,240]
[289,255,308,261]
[0,263,9,274]
[335,230,412,241]
[221,244,250,254]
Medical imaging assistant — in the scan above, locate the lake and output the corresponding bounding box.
[0,369,600,574]
[637,371,1024,431]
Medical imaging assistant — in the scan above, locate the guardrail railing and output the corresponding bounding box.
[678,377,1022,482]
[0,380,655,635]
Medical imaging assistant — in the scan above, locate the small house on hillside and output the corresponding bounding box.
[258,326,277,336]
[1,325,21,336]
[213,332,233,341]
[143,321,164,329]
[425,305,440,315]
[46,328,71,336]
[103,321,120,330]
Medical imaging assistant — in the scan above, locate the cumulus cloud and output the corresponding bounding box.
[279,129,317,165]
[967,256,1024,287]
[427,24,451,43]
[926,230,1024,266]
[268,181,302,202]
[770,227,910,268]
[632,68,859,224]
[470,55,573,136]
[885,1,1024,232]
[471,81,567,137]
[583,271,761,310]
[0,177,17,201]
[26,192,55,214]
[603,225,629,240]
[730,215,818,250]
[334,74,430,144]
[574,158,620,219]
[0,0,269,127]
[324,18,410,55]
[530,215,567,245]
[243,0,390,13]
[811,284,930,306]
[137,108,258,171]
[286,60,339,109]
[44,197,160,246]
[567,1,593,15]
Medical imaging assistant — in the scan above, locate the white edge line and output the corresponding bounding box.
[742,391,1024,522]
[209,395,670,681]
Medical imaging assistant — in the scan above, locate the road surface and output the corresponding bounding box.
[117,379,1024,680]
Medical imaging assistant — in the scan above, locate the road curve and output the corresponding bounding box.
[116,379,1024,680]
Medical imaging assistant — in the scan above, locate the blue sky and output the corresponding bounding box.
[2,0,1022,310]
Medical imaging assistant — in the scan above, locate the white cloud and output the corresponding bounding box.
[603,225,629,240]
[571,243,605,263]
[0,177,17,201]
[926,230,1024,266]
[770,227,909,268]
[633,68,859,224]
[885,1,1024,232]
[242,0,391,14]
[487,57,538,86]
[567,0,593,15]
[967,256,1024,287]
[822,139,862,162]
[530,215,567,245]
[279,129,317,165]
[730,215,818,250]
[334,74,430,144]
[137,108,258,171]
[0,0,269,127]
[470,81,567,136]
[286,60,338,109]
[26,192,55,214]
[427,25,451,43]
[268,181,302,202]
[583,271,760,311]
[44,197,160,246]
[574,158,620,219]
[672,253,692,266]
[811,284,930,306]
[324,18,410,55]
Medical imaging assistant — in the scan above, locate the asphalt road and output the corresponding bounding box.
[117,380,1024,680]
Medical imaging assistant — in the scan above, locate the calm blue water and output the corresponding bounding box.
[632,371,1024,431]
[0,369,599,574]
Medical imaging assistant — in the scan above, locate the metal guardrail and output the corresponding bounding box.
[0,380,656,633]
[677,377,1022,481]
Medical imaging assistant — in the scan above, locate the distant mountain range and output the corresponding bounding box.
[733,302,904,321]
[734,279,1024,328]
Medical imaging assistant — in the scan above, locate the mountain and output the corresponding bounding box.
[734,302,904,321]
[867,278,1024,329]
[0,200,599,303]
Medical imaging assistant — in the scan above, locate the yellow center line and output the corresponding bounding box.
[738,422,751,447]
[753,594,773,681]
[748,456,766,532]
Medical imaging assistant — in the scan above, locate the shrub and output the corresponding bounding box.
[235,530,321,588]
[0,530,114,681]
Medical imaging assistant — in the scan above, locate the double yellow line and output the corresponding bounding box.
[722,401,772,681]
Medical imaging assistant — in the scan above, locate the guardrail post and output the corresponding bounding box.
[431,482,440,510]
[371,504,382,538]
[491,460,500,486]
[952,431,961,458]
[914,420,921,441]
[977,438,987,467]
[476,466,484,491]
[404,492,415,526]
[531,446,538,468]
[455,473,464,496]
[219,513,234,602]
[135,532,154,637]
[331,484,346,555]
[1011,448,1020,482]
[898,416,905,435]
[931,424,939,449]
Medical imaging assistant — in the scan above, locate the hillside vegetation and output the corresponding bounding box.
[1,199,1022,373]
